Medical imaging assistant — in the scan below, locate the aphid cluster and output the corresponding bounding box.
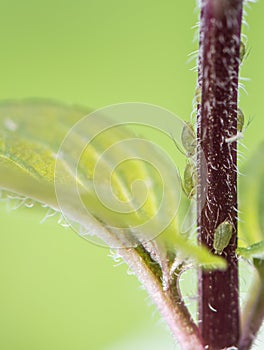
[212,41,246,255]
[179,41,247,199]
[225,40,248,143]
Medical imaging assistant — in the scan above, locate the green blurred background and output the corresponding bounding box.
[1,1,264,349]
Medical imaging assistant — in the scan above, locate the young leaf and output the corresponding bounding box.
[237,240,264,259]
[0,99,227,350]
[0,99,225,267]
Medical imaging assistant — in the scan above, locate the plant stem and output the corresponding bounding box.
[119,245,204,350]
[197,1,243,349]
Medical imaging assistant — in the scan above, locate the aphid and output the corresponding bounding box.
[183,160,197,199]
[240,41,246,64]
[237,108,244,133]
[195,86,201,105]
[181,122,196,157]
[213,221,233,255]
[225,108,245,143]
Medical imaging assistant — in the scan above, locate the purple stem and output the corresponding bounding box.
[197,1,243,349]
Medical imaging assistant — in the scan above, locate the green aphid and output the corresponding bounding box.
[195,86,201,105]
[181,122,196,157]
[213,221,233,255]
[237,108,244,133]
[183,160,197,199]
[240,41,246,63]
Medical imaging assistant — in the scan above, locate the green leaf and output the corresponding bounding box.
[0,99,225,269]
[237,240,264,259]
[0,99,226,349]
[239,142,264,245]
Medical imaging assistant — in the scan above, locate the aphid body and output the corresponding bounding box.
[237,108,244,133]
[213,221,233,255]
[240,41,246,64]
[181,122,196,157]
[195,86,201,105]
[225,108,245,143]
[183,160,197,199]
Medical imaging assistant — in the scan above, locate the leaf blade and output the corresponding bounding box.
[0,99,225,269]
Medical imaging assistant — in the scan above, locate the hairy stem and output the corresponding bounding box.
[119,245,204,350]
[197,0,243,348]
